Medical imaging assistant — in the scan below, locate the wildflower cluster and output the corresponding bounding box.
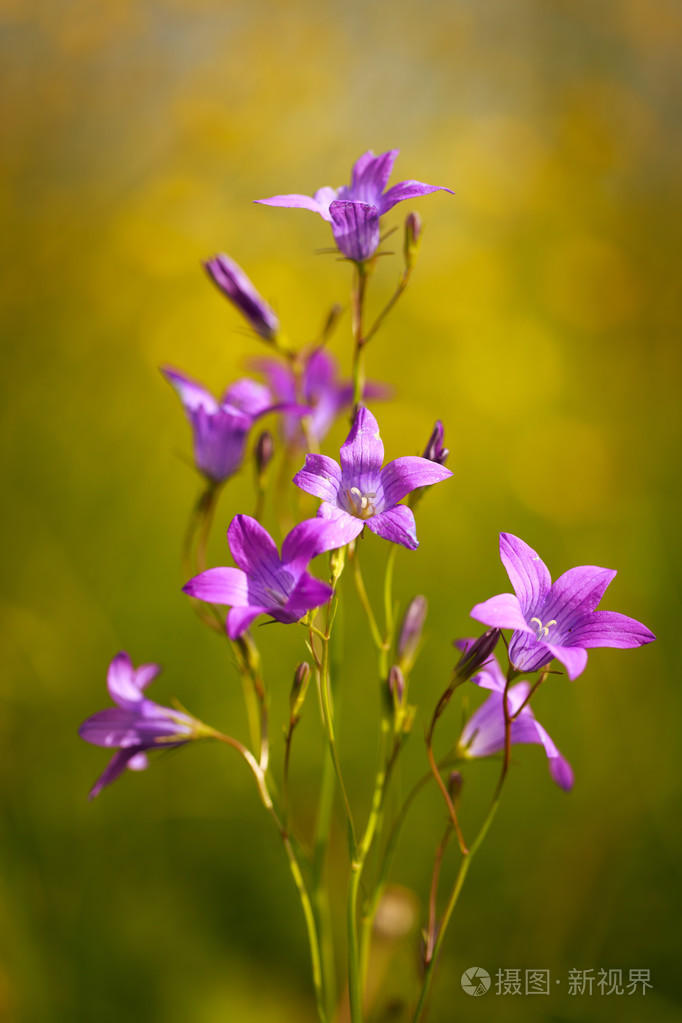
[80,149,655,1022]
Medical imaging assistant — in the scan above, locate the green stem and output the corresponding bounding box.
[350,542,385,653]
[351,263,368,409]
[312,746,338,1019]
[212,730,327,1023]
[363,267,412,347]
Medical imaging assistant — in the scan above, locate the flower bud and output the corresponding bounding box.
[254,430,274,476]
[453,629,500,682]
[422,420,449,466]
[204,254,279,342]
[404,211,423,271]
[388,664,406,707]
[448,770,463,806]
[321,303,344,342]
[397,596,428,673]
[290,661,311,720]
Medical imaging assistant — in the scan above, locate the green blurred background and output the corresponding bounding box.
[1,0,680,1020]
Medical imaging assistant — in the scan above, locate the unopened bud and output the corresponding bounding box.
[321,303,344,341]
[388,665,406,707]
[290,662,311,719]
[255,430,274,475]
[422,420,449,466]
[448,770,463,806]
[397,596,428,673]
[453,629,500,682]
[404,212,423,271]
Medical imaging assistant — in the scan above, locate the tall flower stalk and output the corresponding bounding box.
[79,149,655,1023]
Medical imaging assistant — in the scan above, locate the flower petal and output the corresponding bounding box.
[339,406,384,482]
[254,191,333,220]
[107,652,143,708]
[293,454,343,503]
[365,505,419,550]
[162,366,217,414]
[191,404,252,482]
[329,201,381,262]
[281,518,344,571]
[316,504,365,545]
[470,592,530,632]
[183,567,249,607]
[380,455,452,507]
[132,663,162,691]
[348,149,399,204]
[283,573,334,620]
[87,749,145,801]
[542,642,589,680]
[562,610,656,650]
[499,533,552,615]
[226,605,268,640]
[221,378,273,417]
[544,565,617,619]
[227,515,281,585]
[379,180,454,215]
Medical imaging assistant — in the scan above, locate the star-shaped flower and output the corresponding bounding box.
[456,650,574,791]
[79,652,201,800]
[470,533,655,680]
[293,407,453,550]
[255,149,453,262]
[183,515,339,639]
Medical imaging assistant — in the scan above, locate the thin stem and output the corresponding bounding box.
[212,730,327,1023]
[350,542,385,653]
[363,266,413,347]
[383,545,398,646]
[511,670,549,719]
[425,825,453,964]
[351,263,368,409]
[412,749,513,1023]
[425,741,468,856]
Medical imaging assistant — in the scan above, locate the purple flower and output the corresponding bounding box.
[162,366,297,483]
[79,652,200,800]
[457,652,574,790]
[253,347,388,446]
[204,254,279,341]
[293,406,453,550]
[471,533,656,680]
[183,515,339,639]
[255,149,453,263]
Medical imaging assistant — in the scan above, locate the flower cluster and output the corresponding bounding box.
[79,148,656,1023]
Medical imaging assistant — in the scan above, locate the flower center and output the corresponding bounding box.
[345,486,377,519]
[530,617,557,640]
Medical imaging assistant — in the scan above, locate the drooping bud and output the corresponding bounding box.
[448,770,463,807]
[403,211,423,271]
[453,629,501,682]
[204,254,280,342]
[388,665,406,708]
[320,303,344,342]
[254,430,274,476]
[397,596,428,673]
[290,662,311,721]
[422,420,449,467]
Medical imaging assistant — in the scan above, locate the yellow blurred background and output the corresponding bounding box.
[1,0,680,1020]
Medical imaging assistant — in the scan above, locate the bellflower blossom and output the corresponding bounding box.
[293,407,453,550]
[255,149,453,263]
[456,650,574,791]
[79,652,201,800]
[204,254,279,342]
[183,515,339,639]
[162,366,303,483]
[471,533,656,680]
[253,347,388,446]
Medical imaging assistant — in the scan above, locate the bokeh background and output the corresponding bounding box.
[1,0,681,1020]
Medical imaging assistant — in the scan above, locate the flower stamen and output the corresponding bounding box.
[530,617,557,640]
